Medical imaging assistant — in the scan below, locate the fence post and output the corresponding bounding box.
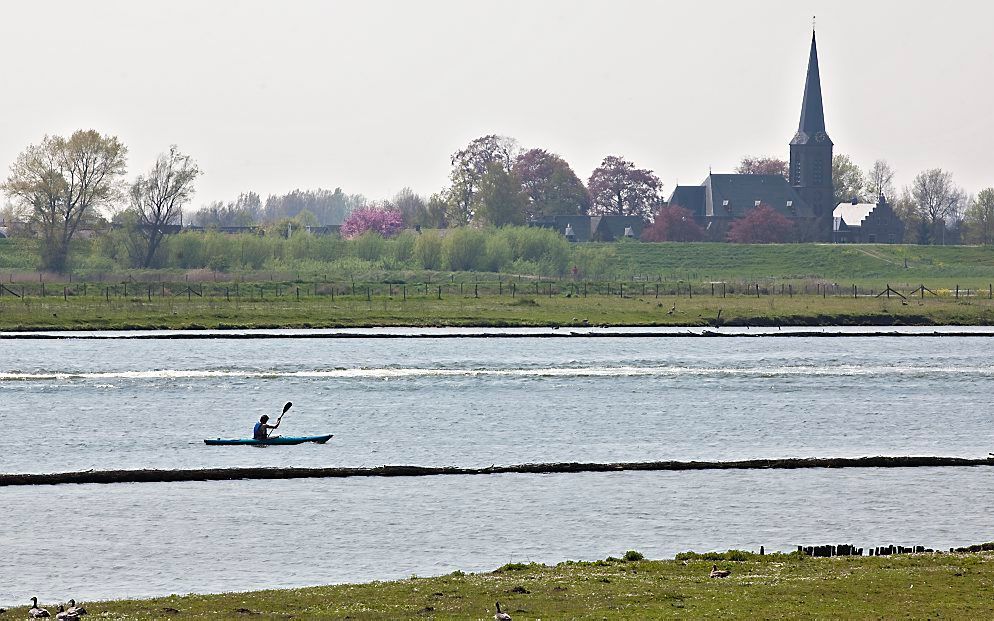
[853,284,857,298]
[756,283,760,298]
[437,286,442,300]
[296,287,300,301]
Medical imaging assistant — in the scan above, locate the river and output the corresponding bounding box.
[1,328,992,604]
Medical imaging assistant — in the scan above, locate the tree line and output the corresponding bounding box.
[2,129,991,273]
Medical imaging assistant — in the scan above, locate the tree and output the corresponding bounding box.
[735,156,788,179]
[474,164,526,227]
[263,188,361,225]
[641,205,704,242]
[340,204,404,239]
[513,148,591,218]
[963,188,994,245]
[587,156,663,219]
[446,135,519,225]
[2,130,127,271]
[832,154,866,205]
[128,146,201,267]
[865,159,896,200]
[910,168,965,245]
[726,205,795,243]
[194,192,262,228]
[393,188,425,226]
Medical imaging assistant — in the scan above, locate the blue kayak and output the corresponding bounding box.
[204,434,333,446]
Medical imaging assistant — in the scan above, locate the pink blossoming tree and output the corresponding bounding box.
[340,205,405,239]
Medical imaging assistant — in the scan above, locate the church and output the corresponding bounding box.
[667,31,836,241]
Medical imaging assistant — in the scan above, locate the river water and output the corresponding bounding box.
[1,329,993,605]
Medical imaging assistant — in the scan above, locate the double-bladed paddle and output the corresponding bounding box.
[269,401,292,436]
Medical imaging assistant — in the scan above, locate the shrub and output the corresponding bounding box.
[443,227,485,271]
[413,231,443,270]
[642,205,704,242]
[623,550,645,562]
[354,231,386,261]
[727,205,795,243]
[391,231,416,264]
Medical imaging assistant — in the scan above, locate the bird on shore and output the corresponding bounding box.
[67,600,86,616]
[667,303,676,315]
[55,605,79,621]
[709,564,731,578]
[494,601,512,620]
[29,597,51,618]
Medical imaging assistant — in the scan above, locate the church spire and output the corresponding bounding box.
[793,29,831,144]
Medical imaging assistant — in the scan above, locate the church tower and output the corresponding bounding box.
[789,30,834,237]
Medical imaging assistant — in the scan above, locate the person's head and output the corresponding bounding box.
[260,415,269,423]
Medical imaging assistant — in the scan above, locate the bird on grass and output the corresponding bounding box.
[67,600,87,616]
[55,604,79,621]
[667,303,676,315]
[494,601,512,620]
[709,564,731,578]
[29,597,51,618]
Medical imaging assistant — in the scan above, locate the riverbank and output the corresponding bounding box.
[8,550,994,619]
[2,291,994,330]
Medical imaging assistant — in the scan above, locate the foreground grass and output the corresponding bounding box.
[2,290,994,330]
[11,551,994,619]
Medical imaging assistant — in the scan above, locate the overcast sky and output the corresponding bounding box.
[1,0,991,211]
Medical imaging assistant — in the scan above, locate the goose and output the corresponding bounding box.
[67,600,87,616]
[55,605,79,621]
[709,564,731,578]
[494,601,512,621]
[29,597,51,618]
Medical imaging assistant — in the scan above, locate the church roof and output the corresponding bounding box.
[704,174,812,218]
[790,31,833,146]
[666,185,706,217]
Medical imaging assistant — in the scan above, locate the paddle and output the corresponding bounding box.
[269,401,292,437]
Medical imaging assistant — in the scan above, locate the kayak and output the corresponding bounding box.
[204,434,333,446]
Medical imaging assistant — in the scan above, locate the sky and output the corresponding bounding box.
[0,0,992,211]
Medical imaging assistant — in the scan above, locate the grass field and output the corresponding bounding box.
[2,286,994,329]
[8,551,994,619]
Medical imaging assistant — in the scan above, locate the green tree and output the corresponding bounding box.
[129,145,201,267]
[865,159,896,200]
[910,168,965,245]
[963,188,994,245]
[446,134,519,225]
[2,130,127,271]
[832,154,866,205]
[475,164,526,227]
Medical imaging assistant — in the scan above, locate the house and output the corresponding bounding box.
[833,197,904,243]
[529,214,644,242]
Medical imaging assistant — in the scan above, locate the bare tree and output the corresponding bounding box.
[2,130,127,271]
[866,159,896,200]
[910,168,965,245]
[129,146,202,267]
[735,156,788,179]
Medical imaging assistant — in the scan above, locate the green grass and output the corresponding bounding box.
[10,551,994,619]
[2,289,994,330]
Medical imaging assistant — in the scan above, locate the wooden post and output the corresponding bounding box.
[956,285,959,299]
[475,284,479,298]
[403,285,407,301]
[225,287,229,301]
[789,284,793,298]
[620,283,624,298]
[367,287,371,302]
[150,287,153,302]
[296,287,300,301]
[63,287,67,301]
[656,284,659,298]
[512,283,516,298]
[437,286,441,300]
[755,283,760,298]
[853,284,857,298]
[499,280,502,295]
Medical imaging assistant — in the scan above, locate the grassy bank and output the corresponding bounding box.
[1,286,994,330]
[10,551,994,619]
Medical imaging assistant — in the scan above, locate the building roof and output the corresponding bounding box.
[790,31,833,146]
[833,202,877,227]
[591,215,644,241]
[666,185,706,217]
[704,174,812,218]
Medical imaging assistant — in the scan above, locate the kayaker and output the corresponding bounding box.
[253,414,280,440]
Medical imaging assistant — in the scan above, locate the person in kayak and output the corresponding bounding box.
[253,414,280,440]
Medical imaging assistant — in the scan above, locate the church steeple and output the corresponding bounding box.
[791,30,832,145]
[789,26,834,238]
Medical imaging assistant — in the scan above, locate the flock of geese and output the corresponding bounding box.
[0,597,86,619]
